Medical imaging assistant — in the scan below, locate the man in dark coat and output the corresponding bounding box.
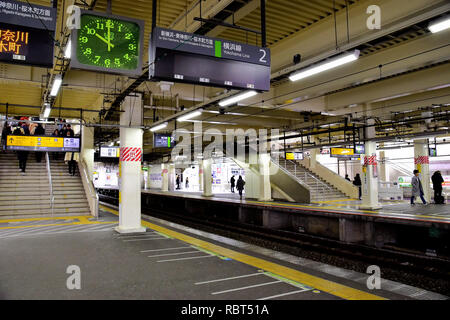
[432,171,444,203]
[236,175,245,200]
[230,175,235,193]
[34,123,45,163]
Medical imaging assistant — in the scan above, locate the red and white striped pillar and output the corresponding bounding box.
[361,119,381,210]
[414,139,431,203]
[115,94,146,234]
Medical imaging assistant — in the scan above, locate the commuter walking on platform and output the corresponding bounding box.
[176,175,181,190]
[230,175,235,193]
[411,169,427,205]
[13,125,28,174]
[33,123,45,163]
[185,177,189,189]
[432,171,445,204]
[1,122,12,151]
[236,175,245,200]
[353,174,362,200]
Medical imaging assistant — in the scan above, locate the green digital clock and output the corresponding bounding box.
[71,11,144,75]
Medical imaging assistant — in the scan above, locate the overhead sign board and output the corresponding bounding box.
[6,135,80,152]
[354,145,365,155]
[285,152,303,160]
[0,1,56,67]
[149,27,271,91]
[153,133,173,148]
[100,146,120,158]
[330,147,354,158]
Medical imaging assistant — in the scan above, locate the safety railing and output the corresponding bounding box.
[268,156,310,191]
[79,159,99,219]
[45,152,54,215]
[384,159,413,177]
[278,158,335,198]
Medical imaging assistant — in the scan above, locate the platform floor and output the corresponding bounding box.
[143,189,450,224]
[1,206,446,300]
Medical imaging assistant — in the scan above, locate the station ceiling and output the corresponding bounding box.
[0,0,449,150]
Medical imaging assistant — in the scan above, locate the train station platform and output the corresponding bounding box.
[0,205,446,300]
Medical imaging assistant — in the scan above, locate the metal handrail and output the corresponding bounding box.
[45,152,54,215]
[79,159,99,219]
[268,156,311,191]
[384,159,412,177]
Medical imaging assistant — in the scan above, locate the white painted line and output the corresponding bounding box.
[118,235,162,240]
[257,289,311,300]
[123,237,168,242]
[116,233,158,239]
[211,280,282,295]
[147,250,200,258]
[157,255,214,263]
[140,246,190,253]
[195,273,263,285]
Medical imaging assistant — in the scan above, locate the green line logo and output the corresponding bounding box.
[214,40,222,58]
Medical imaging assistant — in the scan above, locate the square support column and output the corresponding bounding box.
[202,158,213,197]
[115,94,146,234]
[414,139,431,203]
[361,119,381,210]
[258,153,272,201]
[81,125,94,178]
[161,163,169,192]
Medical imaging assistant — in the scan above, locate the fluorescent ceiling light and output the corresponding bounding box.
[289,50,360,82]
[321,112,336,116]
[177,110,202,122]
[50,75,62,96]
[150,122,168,132]
[429,16,450,33]
[64,39,71,59]
[43,104,51,118]
[218,91,257,107]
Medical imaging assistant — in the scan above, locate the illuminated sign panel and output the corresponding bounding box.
[0,0,56,67]
[100,146,120,158]
[149,27,271,91]
[330,147,354,158]
[153,133,173,148]
[6,135,80,152]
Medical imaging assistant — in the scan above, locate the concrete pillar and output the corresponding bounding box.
[414,139,431,203]
[81,125,94,178]
[168,163,175,191]
[199,164,204,192]
[202,158,212,197]
[379,150,388,182]
[258,153,272,201]
[161,163,169,192]
[361,119,381,210]
[115,94,146,234]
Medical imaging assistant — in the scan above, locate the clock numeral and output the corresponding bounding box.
[84,48,92,55]
[106,20,114,28]
[96,23,104,30]
[81,36,88,43]
[115,58,121,65]
[87,28,96,35]
[118,25,122,32]
[94,56,101,63]
[124,53,129,60]
[105,59,111,67]
[125,33,132,40]
[128,43,136,51]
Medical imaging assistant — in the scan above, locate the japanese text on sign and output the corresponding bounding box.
[0,28,28,54]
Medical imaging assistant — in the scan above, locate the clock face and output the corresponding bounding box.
[77,14,140,71]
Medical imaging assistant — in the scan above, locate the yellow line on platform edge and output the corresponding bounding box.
[101,205,385,300]
[0,221,116,230]
[0,215,93,224]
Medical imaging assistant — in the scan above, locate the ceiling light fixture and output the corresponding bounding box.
[177,109,202,122]
[218,90,257,107]
[50,75,63,96]
[289,50,360,82]
[150,122,168,132]
[43,103,51,118]
[429,15,450,33]
[64,39,71,59]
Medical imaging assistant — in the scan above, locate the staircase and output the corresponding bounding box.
[49,158,91,215]
[280,159,347,202]
[0,152,52,216]
[0,151,90,217]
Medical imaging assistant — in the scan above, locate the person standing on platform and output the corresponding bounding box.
[64,131,79,176]
[60,124,67,137]
[236,175,245,200]
[345,174,351,181]
[185,177,189,189]
[353,174,362,200]
[411,169,427,205]
[33,123,45,163]
[176,175,180,190]
[230,175,235,193]
[66,124,75,137]
[432,171,444,204]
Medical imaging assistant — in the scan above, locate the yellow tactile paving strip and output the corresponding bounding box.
[0,215,116,230]
[101,205,386,300]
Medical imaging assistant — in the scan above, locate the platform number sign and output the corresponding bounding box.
[70,10,144,76]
